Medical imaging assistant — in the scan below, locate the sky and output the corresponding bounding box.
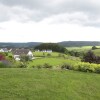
[0,0,100,42]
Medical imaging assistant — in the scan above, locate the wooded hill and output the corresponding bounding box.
[0,41,100,48]
[59,41,100,47]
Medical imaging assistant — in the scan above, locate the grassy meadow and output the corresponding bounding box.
[28,57,80,68]
[66,46,92,52]
[92,49,100,56]
[33,51,67,57]
[0,69,100,100]
[0,46,100,100]
[28,52,80,68]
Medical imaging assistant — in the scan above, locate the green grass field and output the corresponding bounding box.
[33,52,67,57]
[28,57,80,68]
[66,46,92,52]
[92,49,100,56]
[0,69,100,100]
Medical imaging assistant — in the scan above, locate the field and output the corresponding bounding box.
[66,46,92,52]
[92,49,100,56]
[0,69,100,100]
[33,52,67,57]
[28,57,80,68]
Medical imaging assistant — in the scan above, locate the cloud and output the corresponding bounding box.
[0,0,100,27]
[0,20,100,42]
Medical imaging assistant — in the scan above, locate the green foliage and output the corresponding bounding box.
[95,67,100,73]
[92,46,98,50]
[43,63,52,68]
[47,53,51,57]
[20,55,29,62]
[61,63,73,70]
[18,63,27,68]
[82,50,96,63]
[35,43,67,53]
[0,62,11,68]
[37,65,42,69]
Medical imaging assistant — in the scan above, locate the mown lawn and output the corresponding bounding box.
[27,57,80,67]
[0,69,100,100]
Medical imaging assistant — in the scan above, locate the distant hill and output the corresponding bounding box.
[0,41,100,48]
[0,42,42,48]
[58,41,100,47]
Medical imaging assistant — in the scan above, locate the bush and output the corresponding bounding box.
[18,63,27,68]
[95,67,100,73]
[0,62,11,68]
[37,65,42,69]
[43,63,52,68]
[78,65,92,72]
[32,65,35,68]
[47,53,51,57]
[61,63,73,70]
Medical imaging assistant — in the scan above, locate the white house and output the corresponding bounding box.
[0,48,8,52]
[12,49,34,61]
[46,50,52,53]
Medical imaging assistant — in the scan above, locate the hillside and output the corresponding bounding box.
[0,69,100,100]
[59,41,100,47]
[0,42,42,48]
[0,41,100,48]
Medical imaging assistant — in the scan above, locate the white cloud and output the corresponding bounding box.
[0,0,100,42]
[0,19,100,42]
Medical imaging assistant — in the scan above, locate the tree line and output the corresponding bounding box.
[34,43,67,53]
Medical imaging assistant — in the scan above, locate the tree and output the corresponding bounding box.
[92,46,97,50]
[82,50,96,63]
[20,55,29,62]
[34,43,67,53]
[20,55,29,68]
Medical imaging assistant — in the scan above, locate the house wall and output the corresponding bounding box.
[27,51,34,60]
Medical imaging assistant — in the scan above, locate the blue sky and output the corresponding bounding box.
[0,0,100,42]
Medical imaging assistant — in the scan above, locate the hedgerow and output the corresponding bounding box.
[61,61,100,73]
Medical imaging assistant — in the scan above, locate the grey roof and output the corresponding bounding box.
[12,49,30,55]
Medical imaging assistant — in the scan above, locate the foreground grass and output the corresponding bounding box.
[0,69,100,100]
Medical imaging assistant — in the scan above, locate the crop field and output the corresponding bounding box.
[0,69,100,100]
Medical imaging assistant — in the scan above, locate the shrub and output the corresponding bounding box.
[76,63,95,72]
[95,67,100,73]
[18,63,27,68]
[61,63,73,70]
[47,53,51,57]
[43,63,52,68]
[0,62,11,68]
[37,65,42,69]
[32,65,35,68]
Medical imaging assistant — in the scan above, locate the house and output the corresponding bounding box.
[12,49,34,61]
[46,50,52,53]
[42,50,47,52]
[41,49,52,53]
[35,49,40,52]
[0,48,8,52]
